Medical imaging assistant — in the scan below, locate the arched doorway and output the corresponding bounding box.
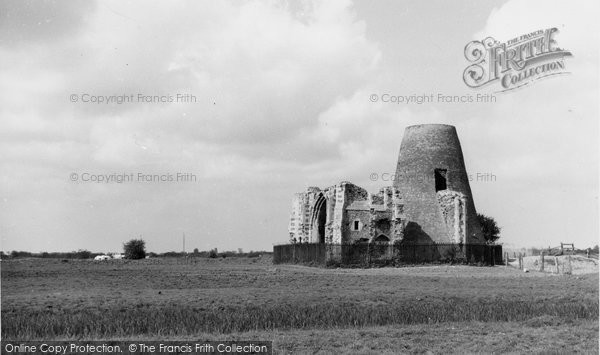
[373,234,390,243]
[311,194,327,244]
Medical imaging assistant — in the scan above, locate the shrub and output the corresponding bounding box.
[74,249,92,259]
[10,251,33,258]
[123,239,146,260]
[477,214,501,243]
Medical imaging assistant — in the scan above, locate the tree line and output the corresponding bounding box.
[1,240,269,260]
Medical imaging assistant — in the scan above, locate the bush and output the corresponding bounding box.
[74,249,92,259]
[477,214,501,243]
[123,239,146,260]
[208,248,218,258]
[10,251,33,258]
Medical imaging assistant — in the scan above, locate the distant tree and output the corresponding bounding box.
[11,251,32,258]
[477,214,501,243]
[592,245,599,254]
[123,239,146,260]
[193,248,199,255]
[160,251,184,257]
[208,248,218,258]
[74,249,92,259]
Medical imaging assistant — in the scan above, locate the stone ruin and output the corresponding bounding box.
[287,124,486,260]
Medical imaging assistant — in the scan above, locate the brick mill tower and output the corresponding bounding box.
[393,124,484,249]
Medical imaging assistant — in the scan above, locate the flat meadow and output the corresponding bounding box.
[1,256,598,354]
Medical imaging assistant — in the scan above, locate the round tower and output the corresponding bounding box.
[393,124,484,245]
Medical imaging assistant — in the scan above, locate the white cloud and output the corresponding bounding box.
[466,0,599,247]
[0,0,385,252]
[1,0,597,252]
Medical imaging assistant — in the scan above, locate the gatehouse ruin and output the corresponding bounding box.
[281,124,496,264]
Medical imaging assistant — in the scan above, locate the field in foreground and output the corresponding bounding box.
[2,256,598,353]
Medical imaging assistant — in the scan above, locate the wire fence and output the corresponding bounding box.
[273,243,502,267]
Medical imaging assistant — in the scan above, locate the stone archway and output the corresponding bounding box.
[311,194,327,244]
[373,234,390,243]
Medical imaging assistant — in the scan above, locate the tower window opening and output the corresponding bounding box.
[435,169,447,191]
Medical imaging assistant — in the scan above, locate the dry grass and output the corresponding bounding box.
[2,257,598,353]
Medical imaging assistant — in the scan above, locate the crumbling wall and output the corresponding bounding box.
[345,186,405,244]
[346,209,372,243]
[287,124,489,264]
[289,182,405,247]
[330,183,349,243]
[288,193,310,243]
[436,190,467,244]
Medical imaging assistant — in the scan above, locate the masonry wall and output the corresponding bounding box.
[339,182,368,243]
[346,210,371,243]
[393,124,484,246]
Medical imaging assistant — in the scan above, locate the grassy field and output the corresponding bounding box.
[2,256,598,353]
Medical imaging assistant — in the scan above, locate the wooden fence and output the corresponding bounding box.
[273,243,502,266]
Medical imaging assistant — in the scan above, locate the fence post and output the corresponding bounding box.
[519,253,523,270]
[540,251,544,272]
[555,256,559,274]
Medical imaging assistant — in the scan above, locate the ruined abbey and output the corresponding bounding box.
[288,124,485,252]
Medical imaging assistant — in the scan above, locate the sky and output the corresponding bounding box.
[1,0,598,253]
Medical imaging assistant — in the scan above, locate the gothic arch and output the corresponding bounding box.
[310,194,327,244]
[372,234,390,244]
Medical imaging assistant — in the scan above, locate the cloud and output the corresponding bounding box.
[465,0,599,247]
[0,0,96,46]
[1,0,596,252]
[476,0,599,60]
[470,0,598,186]
[0,0,385,252]
[1,0,382,168]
